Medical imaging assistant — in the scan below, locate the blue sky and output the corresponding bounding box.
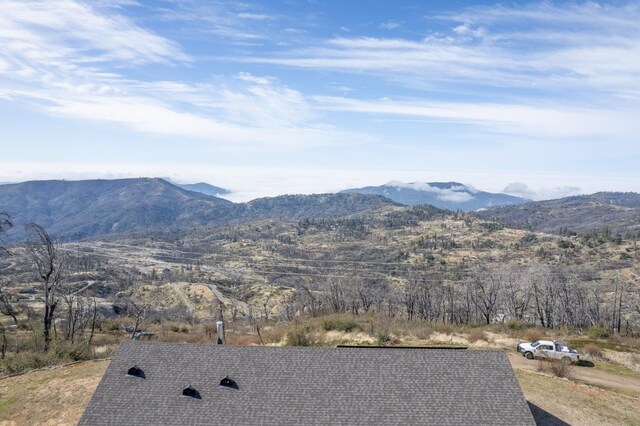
[1,0,639,201]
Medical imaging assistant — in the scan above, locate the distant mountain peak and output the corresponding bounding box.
[162,178,231,197]
[386,181,472,191]
[342,180,527,211]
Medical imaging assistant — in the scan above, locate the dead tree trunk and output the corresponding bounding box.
[26,224,67,351]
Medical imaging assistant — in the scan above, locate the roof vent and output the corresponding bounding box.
[216,320,224,344]
[182,385,201,399]
[127,365,145,379]
[219,375,239,390]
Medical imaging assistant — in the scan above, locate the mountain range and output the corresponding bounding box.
[162,179,231,197]
[341,181,527,211]
[0,178,395,241]
[1,178,638,241]
[475,192,640,235]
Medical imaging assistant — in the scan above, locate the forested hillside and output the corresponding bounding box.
[475,192,640,236]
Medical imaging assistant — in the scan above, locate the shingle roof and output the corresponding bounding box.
[80,342,535,425]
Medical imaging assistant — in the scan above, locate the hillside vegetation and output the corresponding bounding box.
[476,192,640,236]
[1,179,640,425]
[0,179,395,241]
[342,181,527,211]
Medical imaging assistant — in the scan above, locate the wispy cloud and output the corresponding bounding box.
[152,1,275,41]
[0,0,361,149]
[379,21,400,30]
[313,96,637,139]
[0,1,187,66]
[2,0,640,199]
[237,13,273,21]
[242,2,640,100]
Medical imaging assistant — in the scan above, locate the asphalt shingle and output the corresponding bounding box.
[79,342,535,425]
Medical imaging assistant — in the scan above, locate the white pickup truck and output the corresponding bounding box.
[517,340,580,364]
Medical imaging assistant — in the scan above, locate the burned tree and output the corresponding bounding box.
[497,266,531,321]
[0,285,18,325]
[128,300,150,339]
[467,267,502,324]
[0,212,12,255]
[26,224,68,351]
[0,213,17,323]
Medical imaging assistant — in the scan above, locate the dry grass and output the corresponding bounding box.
[0,360,109,425]
[523,328,544,342]
[466,329,487,343]
[516,369,640,426]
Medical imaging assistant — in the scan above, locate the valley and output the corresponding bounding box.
[1,178,640,425]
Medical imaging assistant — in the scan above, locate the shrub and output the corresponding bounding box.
[321,316,360,333]
[376,330,392,346]
[537,359,574,378]
[99,318,120,332]
[584,343,604,359]
[286,324,311,346]
[587,325,610,339]
[609,334,623,345]
[0,352,58,375]
[524,328,544,342]
[506,320,532,331]
[467,329,487,343]
[51,341,92,362]
[227,334,261,346]
[413,327,432,340]
[433,322,453,335]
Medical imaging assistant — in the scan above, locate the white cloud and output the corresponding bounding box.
[0,1,188,66]
[154,2,269,41]
[313,96,637,139]
[237,13,273,21]
[242,3,640,100]
[537,186,582,201]
[503,182,581,201]
[386,181,475,203]
[437,192,474,203]
[0,1,362,149]
[503,182,535,199]
[380,21,400,30]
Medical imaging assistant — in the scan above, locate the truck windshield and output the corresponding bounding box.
[531,341,540,347]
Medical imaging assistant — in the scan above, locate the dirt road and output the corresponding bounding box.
[206,284,251,316]
[172,283,194,313]
[509,352,640,397]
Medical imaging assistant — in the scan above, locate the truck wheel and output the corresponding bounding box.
[525,352,534,360]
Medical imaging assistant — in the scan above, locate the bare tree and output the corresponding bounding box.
[0,213,18,324]
[526,265,558,328]
[498,266,531,321]
[467,267,502,324]
[325,276,346,313]
[298,284,321,317]
[128,299,150,339]
[26,224,68,351]
[0,212,12,255]
[262,294,273,322]
[401,278,418,321]
[0,281,19,325]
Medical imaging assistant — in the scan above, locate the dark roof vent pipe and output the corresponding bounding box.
[216,320,224,345]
